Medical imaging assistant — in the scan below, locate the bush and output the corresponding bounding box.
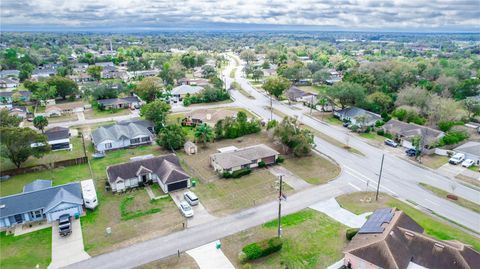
[223,168,251,178]
[441,131,469,145]
[276,156,285,164]
[258,161,266,168]
[375,120,385,127]
[346,228,359,240]
[376,129,385,136]
[240,237,283,263]
[438,121,464,132]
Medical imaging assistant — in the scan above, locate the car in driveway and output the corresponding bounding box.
[461,159,475,168]
[384,139,398,148]
[184,191,199,206]
[179,201,194,218]
[58,214,72,237]
[449,153,466,165]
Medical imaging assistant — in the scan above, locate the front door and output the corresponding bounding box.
[14,214,23,223]
[142,174,147,183]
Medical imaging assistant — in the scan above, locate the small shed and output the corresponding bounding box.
[184,141,198,155]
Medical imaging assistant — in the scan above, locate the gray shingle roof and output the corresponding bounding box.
[91,121,152,145]
[23,179,52,192]
[106,154,190,185]
[0,91,31,98]
[97,96,140,106]
[210,144,279,170]
[172,85,204,95]
[0,182,82,218]
[383,120,444,145]
[45,127,70,141]
[336,107,382,122]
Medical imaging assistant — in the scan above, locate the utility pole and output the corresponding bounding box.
[270,95,273,121]
[277,175,283,238]
[376,154,385,201]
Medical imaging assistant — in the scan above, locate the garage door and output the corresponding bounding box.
[48,207,78,221]
[262,156,276,165]
[167,180,188,192]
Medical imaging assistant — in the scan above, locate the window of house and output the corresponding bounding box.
[105,143,112,149]
[130,138,141,144]
[30,210,42,219]
[141,136,150,142]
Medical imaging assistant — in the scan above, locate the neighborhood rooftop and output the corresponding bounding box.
[210,144,280,170]
[91,120,153,145]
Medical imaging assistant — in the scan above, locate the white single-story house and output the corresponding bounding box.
[382,120,445,149]
[334,107,382,127]
[171,85,204,101]
[106,154,191,193]
[91,120,154,152]
[45,127,72,151]
[0,181,83,229]
[210,144,279,174]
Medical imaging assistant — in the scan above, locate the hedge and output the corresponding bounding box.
[239,237,283,263]
[276,156,285,164]
[223,168,251,179]
[346,228,359,240]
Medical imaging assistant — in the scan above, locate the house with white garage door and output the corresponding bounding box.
[0,180,83,229]
[454,141,480,165]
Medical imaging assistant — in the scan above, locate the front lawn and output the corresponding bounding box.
[82,186,183,256]
[0,228,52,269]
[358,132,385,143]
[84,108,131,119]
[221,209,348,268]
[281,154,340,185]
[421,155,449,169]
[336,192,480,251]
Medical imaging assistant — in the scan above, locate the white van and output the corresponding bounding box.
[81,179,98,209]
[184,191,199,206]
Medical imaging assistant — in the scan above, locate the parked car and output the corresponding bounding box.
[461,159,475,168]
[449,153,466,165]
[405,148,419,157]
[384,139,398,148]
[179,201,194,218]
[58,214,72,237]
[184,191,199,206]
[342,122,350,128]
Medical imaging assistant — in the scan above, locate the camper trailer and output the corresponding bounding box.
[81,179,98,209]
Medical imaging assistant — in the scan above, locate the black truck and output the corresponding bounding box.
[58,214,72,237]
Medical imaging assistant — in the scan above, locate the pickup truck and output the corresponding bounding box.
[449,153,466,165]
[58,214,72,237]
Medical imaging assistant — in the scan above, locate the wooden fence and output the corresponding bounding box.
[0,156,88,178]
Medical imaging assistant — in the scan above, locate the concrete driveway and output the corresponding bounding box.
[169,190,217,227]
[268,165,312,190]
[309,198,370,228]
[186,240,234,269]
[48,218,90,269]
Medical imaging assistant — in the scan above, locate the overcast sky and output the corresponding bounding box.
[1,0,479,32]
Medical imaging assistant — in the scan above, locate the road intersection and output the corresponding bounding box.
[65,55,479,269]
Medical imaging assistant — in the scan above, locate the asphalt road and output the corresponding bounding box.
[65,55,479,269]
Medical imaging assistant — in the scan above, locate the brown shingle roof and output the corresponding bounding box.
[344,208,480,269]
[106,154,189,185]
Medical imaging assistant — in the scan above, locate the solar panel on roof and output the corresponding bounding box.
[358,208,394,234]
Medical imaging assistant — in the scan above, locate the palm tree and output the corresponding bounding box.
[33,115,49,133]
[194,123,214,147]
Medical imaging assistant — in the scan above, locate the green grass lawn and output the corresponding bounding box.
[281,154,340,185]
[0,228,52,269]
[418,183,480,214]
[324,115,343,125]
[336,192,480,251]
[1,137,86,171]
[222,209,348,268]
[420,155,449,169]
[84,108,131,119]
[359,132,385,143]
[230,68,236,78]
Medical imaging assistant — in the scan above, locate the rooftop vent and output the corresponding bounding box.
[434,243,445,250]
[0,204,5,209]
[405,231,415,237]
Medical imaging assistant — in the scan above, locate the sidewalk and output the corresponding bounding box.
[309,198,370,228]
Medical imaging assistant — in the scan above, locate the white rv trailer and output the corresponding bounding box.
[81,179,98,209]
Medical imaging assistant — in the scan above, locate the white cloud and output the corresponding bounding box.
[1,0,479,30]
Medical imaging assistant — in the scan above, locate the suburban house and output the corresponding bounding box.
[177,78,210,87]
[326,70,342,84]
[334,107,382,127]
[0,77,19,89]
[344,208,479,269]
[68,73,94,83]
[45,127,72,151]
[95,62,115,68]
[31,68,57,80]
[0,69,20,79]
[0,181,83,229]
[0,91,31,106]
[97,95,142,110]
[106,154,191,193]
[453,142,480,165]
[45,101,85,117]
[185,108,237,126]
[285,86,316,102]
[171,84,204,101]
[210,144,279,174]
[382,120,445,149]
[8,106,28,119]
[91,119,154,152]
